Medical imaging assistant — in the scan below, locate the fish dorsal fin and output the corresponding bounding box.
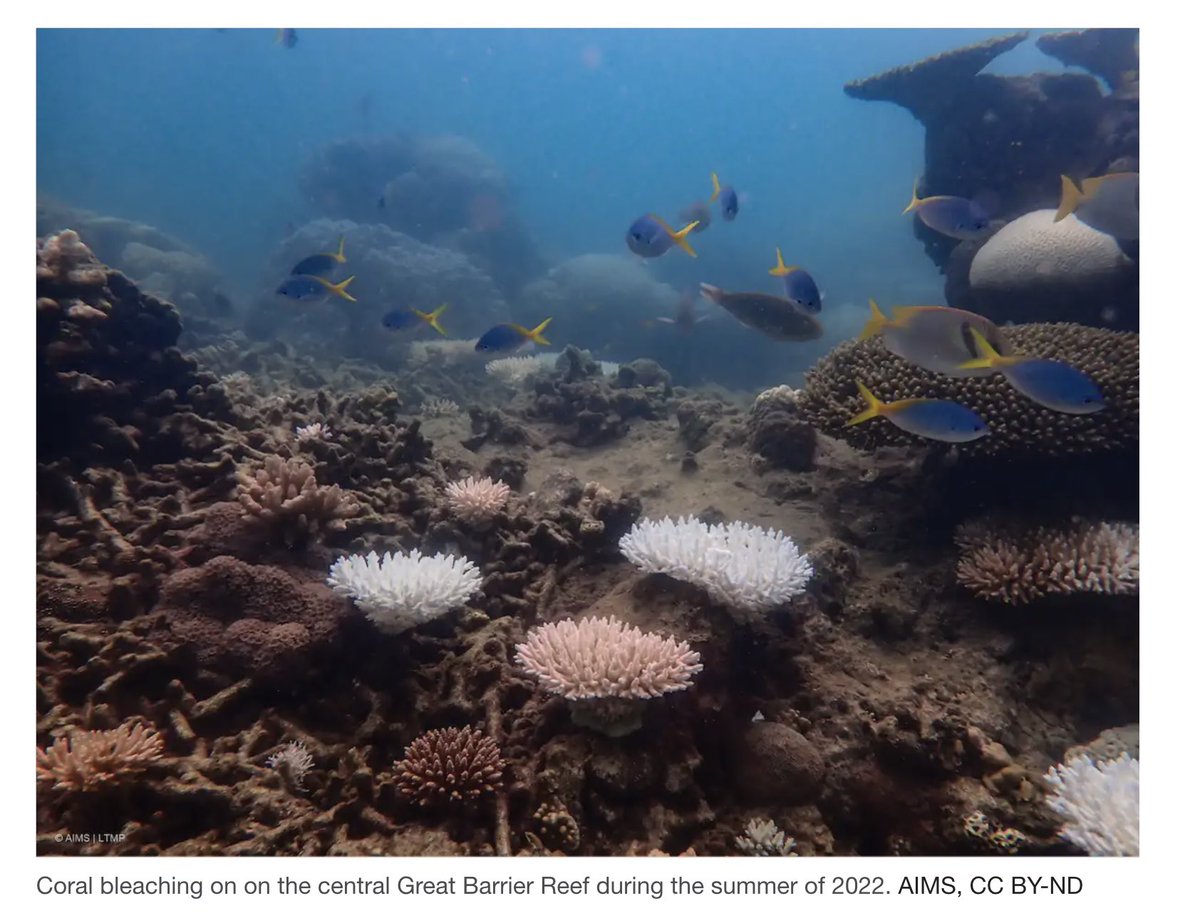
[709,172,721,202]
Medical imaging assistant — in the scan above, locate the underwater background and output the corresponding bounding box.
[35,27,1138,858]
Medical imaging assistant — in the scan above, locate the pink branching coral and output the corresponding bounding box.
[444,475,510,526]
[36,721,165,792]
[956,519,1139,604]
[395,727,505,808]
[515,616,703,735]
[237,455,360,545]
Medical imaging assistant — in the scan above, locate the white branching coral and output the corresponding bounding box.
[327,549,482,634]
[1044,752,1139,856]
[515,615,702,737]
[735,818,798,856]
[421,397,460,417]
[619,516,813,615]
[445,476,511,526]
[485,355,544,386]
[267,741,314,790]
[294,422,330,442]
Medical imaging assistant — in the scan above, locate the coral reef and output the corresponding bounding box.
[795,323,1138,459]
[395,727,505,808]
[955,519,1139,604]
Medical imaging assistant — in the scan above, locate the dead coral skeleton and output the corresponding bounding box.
[237,455,360,545]
[36,721,165,793]
[956,518,1139,604]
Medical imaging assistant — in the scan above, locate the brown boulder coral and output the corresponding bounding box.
[154,555,355,677]
[237,455,360,546]
[795,323,1137,459]
[395,727,505,808]
[955,518,1139,604]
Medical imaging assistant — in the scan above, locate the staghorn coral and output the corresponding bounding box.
[444,476,510,527]
[294,422,331,442]
[619,516,813,616]
[395,727,505,808]
[37,721,165,793]
[795,323,1138,459]
[734,818,798,856]
[515,615,702,736]
[237,455,360,546]
[955,519,1138,604]
[1043,752,1139,856]
[326,549,482,634]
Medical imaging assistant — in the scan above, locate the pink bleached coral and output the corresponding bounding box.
[515,615,702,735]
[444,476,511,526]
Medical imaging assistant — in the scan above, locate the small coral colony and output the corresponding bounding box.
[36,30,1138,858]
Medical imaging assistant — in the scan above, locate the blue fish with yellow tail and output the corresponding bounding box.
[290,237,346,278]
[626,214,700,258]
[709,172,738,221]
[848,381,988,443]
[903,179,990,240]
[958,328,1104,415]
[382,303,449,336]
[475,318,553,354]
[769,247,822,313]
[276,274,356,303]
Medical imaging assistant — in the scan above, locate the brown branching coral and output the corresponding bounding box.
[955,519,1139,604]
[37,721,165,792]
[795,323,1137,459]
[237,455,360,545]
[395,727,505,808]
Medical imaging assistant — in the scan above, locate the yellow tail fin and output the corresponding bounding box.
[1055,175,1083,223]
[524,317,553,346]
[847,380,885,427]
[670,220,700,258]
[709,172,722,203]
[857,298,890,341]
[417,303,449,336]
[320,275,357,302]
[902,177,922,215]
[770,247,798,277]
[333,236,346,263]
[958,326,1010,370]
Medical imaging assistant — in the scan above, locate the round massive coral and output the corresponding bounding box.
[326,549,482,633]
[795,323,1138,459]
[515,615,702,736]
[394,727,505,808]
[619,516,813,615]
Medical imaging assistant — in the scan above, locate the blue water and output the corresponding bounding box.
[37,28,1074,365]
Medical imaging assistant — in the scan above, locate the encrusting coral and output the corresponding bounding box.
[795,323,1138,459]
[395,727,505,808]
[237,455,361,545]
[955,519,1139,604]
[37,721,165,793]
[515,615,703,737]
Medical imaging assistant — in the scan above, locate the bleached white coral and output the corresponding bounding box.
[267,741,314,789]
[1044,752,1139,856]
[327,549,482,634]
[294,422,330,442]
[619,516,813,615]
[735,818,798,856]
[445,476,510,526]
[485,355,544,386]
[421,397,460,417]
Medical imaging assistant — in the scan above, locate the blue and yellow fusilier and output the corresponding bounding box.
[382,303,449,336]
[290,237,346,278]
[847,381,989,443]
[958,328,1105,415]
[626,215,700,258]
[475,318,553,354]
[903,179,990,240]
[709,172,739,221]
[276,274,356,302]
[769,247,822,313]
